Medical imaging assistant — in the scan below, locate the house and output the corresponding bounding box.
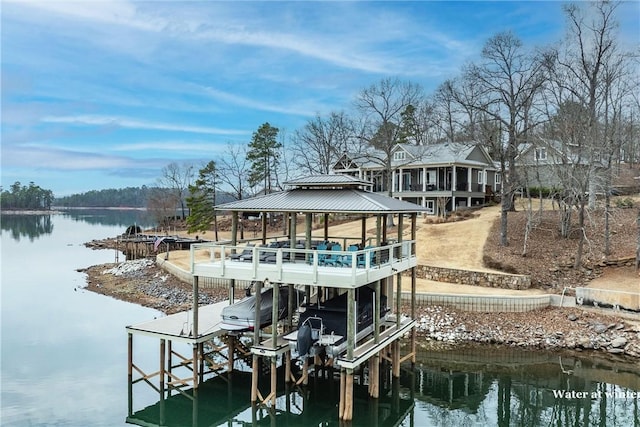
[515,138,606,195]
[332,142,501,215]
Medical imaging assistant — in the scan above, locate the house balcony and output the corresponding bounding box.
[190,241,417,289]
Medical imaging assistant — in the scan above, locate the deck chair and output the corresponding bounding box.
[321,244,342,266]
[310,243,327,264]
[229,244,254,261]
[357,245,376,268]
[340,244,360,267]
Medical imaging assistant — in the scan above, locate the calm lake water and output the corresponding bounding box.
[1,209,638,426]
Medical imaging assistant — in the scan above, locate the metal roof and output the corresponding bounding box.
[284,174,372,188]
[215,188,428,214]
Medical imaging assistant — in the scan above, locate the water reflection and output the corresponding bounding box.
[127,369,414,427]
[60,208,154,228]
[0,213,53,241]
[411,346,639,426]
[127,346,639,426]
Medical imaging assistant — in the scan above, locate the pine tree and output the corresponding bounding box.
[186,161,219,237]
[246,122,281,193]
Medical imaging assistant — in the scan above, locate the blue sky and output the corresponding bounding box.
[2,1,638,197]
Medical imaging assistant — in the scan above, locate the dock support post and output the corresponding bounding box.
[160,339,166,423]
[251,279,263,403]
[192,344,199,389]
[198,342,205,384]
[346,288,355,360]
[392,341,401,378]
[369,353,380,398]
[270,356,277,406]
[303,356,309,385]
[228,336,235,373]
[168,340,173,381]
[339,370,345,418]
[285,350,291,383]
[341,369,354,421]
[251,355,259,403]
[127,333,133,417]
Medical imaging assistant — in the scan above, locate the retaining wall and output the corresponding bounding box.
[576,287,640,312]
[401,292,551,312]
[413,265,531,290]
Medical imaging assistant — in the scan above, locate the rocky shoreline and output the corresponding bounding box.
[80,258,640,360]
[412,304,640,359]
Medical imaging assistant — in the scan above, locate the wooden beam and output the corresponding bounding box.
[251,355,259,402]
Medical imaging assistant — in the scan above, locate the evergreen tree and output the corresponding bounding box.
[246,122,281,193]
[186,161,219,237]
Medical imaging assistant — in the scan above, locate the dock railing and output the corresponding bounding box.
[190,240,416,288]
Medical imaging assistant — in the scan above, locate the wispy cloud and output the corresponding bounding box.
[41,115,249,136]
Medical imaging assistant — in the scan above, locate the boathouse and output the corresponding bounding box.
[126,174,426,422]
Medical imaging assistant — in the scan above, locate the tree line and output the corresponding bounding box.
[54,186,154,208]
[0,181,54,210]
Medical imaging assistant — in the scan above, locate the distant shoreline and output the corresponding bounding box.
[1,206,147,215]
[1,209,62,215]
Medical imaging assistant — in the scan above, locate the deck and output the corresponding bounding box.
[126,300,230,343]
[190,241,417,288]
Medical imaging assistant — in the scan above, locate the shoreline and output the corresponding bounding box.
[80,258,640,360]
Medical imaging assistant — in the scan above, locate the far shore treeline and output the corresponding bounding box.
[0,181,54,210]
[0,183,158,210]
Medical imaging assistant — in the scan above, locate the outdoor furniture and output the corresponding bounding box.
[229,244,255,261]
[357,245,376,268]
[340,244,360,267]
[321,244,343,266]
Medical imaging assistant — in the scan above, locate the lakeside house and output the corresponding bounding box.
[331,142,501,216]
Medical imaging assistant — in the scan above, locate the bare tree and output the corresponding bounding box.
[545,1,628,267]
[292,111,356,175]
[432,80,459,142]
[462,31,546,246]
[218,142,251,201]
[157,162,194,220]
[354,77,425,197]
[147,187,181,230]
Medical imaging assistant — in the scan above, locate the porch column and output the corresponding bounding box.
[452,165,457,211]
[467,167,472,192]
[422,167,427,191]
[391,170,396,194]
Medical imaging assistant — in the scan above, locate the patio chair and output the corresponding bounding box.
[229,244,254,261]
[309,243,327,264]
[340,244,360,267]
[357,245,376,268]
[321,244,343,266]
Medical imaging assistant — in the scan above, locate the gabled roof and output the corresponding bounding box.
[334,142,495,170]
[216,187,427,214]
[284,174,372,189]
[216,174,426,214]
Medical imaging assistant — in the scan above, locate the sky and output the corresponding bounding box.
[2,1,638,197]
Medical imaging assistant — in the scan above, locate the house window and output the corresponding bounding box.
[495,173,502,185]
[534,148,547,161]
[393,151,406,161]
[477,171,485,184]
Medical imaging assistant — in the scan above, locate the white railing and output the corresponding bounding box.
[190,241,416,288]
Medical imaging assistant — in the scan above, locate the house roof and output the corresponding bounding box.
[517,138,604,167]
[336,142,495,170]
[215,185,427,214]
